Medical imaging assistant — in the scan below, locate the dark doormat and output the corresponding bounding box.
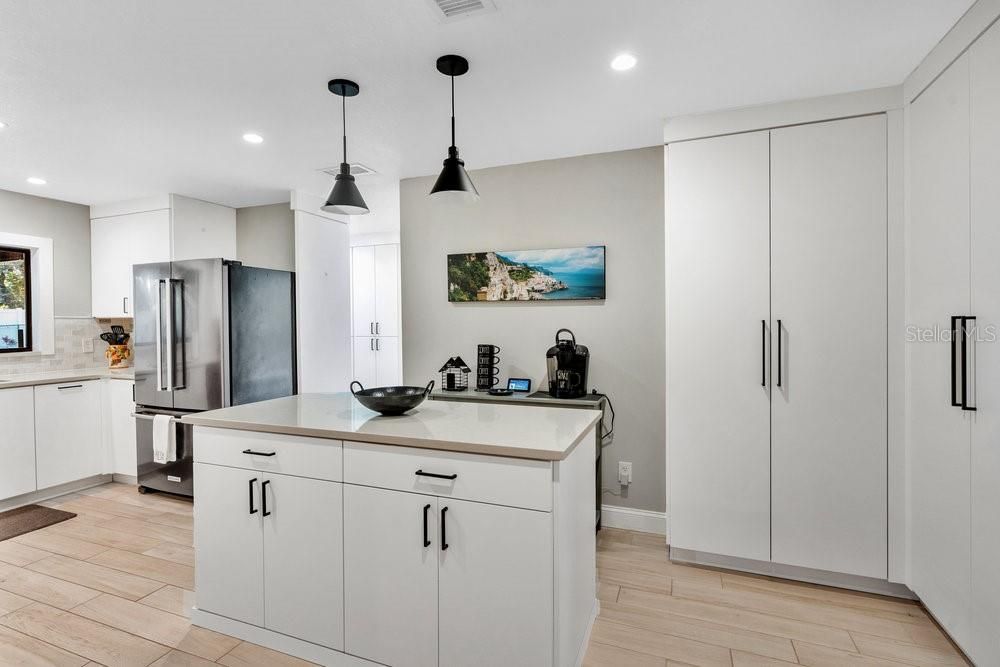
[0,504,76,542]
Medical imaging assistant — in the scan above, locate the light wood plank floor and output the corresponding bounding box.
[0,483,967,666]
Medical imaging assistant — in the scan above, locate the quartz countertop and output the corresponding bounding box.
[182,392,600,461]
[0,367,135,388]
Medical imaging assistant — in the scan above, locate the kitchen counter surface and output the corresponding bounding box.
[183,392,600,461]
[0,367,134,388]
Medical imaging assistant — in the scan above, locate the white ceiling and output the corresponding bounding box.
[0,0,972,208]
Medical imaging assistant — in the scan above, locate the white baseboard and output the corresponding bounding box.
[111,474,138,485]
[601,505,667,535]
[0,474,112,513]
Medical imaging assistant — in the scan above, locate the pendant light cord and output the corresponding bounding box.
[342,94,348,164]
[450,75,456,149]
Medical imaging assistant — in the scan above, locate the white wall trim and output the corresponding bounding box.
[663,86,902,144]
[601,504,667,536]
[0,230,55,355]
[290,190,350,224]
[904,0,1000,103]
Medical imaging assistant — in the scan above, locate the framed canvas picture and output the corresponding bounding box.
[447,245,606,302]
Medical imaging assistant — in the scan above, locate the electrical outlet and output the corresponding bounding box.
[618,461,633,485]
[82,338,94,353]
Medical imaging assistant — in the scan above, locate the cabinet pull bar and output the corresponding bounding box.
[441,506,449,550]
[370,338,374,351]
[242,449,277,457]
[415,469,458,480]
[776,319,782,388]
[951,315,961,407]
[261,480,271,516]
[423,503,431,548]
[370,322,374,335]
[376,338,380,351]
[376,321,380,335]
[961,316,977,411]
[123,296,128,314]
[57,384,84,390]
[761,320,766,387]
[248,478,258,514]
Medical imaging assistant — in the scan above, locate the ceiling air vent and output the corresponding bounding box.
[426,0,497,22]
[319,163,377,177]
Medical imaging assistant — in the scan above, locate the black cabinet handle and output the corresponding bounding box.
[761,320,766,387]
[441,506,449,550]
[248,478,258,514]
[961,316,977,411]
[416,470,458,480]
[262,480,271,516]
[57,384,84,390]
[242,449,276,457]
[423,503,431,547]
[776,319,782,388]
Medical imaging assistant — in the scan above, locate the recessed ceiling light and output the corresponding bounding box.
[26,177,46,185]
[610,53,637,72]
[0,120,7,130]
[242,133,264,144]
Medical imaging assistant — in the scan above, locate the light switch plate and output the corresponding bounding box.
[83,338,94,353]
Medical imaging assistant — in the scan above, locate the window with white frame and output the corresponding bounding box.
[0,245,31,353]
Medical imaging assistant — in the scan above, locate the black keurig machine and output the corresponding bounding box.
[546,329,590,399]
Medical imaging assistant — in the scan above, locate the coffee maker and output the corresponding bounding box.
[546,329,590,399]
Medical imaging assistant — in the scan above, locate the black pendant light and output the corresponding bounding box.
[322,79,370,216]
[430,55,479,202]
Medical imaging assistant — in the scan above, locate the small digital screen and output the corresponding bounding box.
[508,378,531,392]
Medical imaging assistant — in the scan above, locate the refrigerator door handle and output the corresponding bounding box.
[165,278,175,391]
[156,280,166,391]
[951,315,961,407]
[170,279,186,390]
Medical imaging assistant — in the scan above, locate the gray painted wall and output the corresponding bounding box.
[400,146,666,513]
[235,203,295,271]
[0,188,91,316]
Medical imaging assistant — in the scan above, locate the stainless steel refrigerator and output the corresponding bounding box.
[132,258,296,496]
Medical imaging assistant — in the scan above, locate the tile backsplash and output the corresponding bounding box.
[0,317,133,376]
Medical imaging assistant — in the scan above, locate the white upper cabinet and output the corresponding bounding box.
[373,244,399,337]
[769,116,887,579]
[667,131,772,562]
[352,244,400,337]
[92,210,170,317]
[91,195,236,318]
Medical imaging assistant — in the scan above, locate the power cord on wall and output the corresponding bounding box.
[590,388,615,444]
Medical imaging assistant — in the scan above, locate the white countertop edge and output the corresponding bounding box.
[183,411,601,462]
[0,368,134,388]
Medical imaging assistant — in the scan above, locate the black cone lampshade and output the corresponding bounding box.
[430,55,479,202]
[322,79,370,216]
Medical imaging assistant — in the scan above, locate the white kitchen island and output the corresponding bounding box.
[183,393,600,667]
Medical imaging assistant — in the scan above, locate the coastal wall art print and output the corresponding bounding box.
[447,246,606,302]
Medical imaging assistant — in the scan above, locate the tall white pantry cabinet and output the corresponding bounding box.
[667,115,889,581]
[351,243,402,387]
[907,16,1000,665]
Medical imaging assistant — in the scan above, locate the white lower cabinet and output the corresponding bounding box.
[437,498,552,667]
[108,379,137,477]
[34,381,103,490]
[0,387,37,500]
[343,487,553,667]
[194,463,265,626]
[344,486,438,667]
[194,462,345,650]
[262,473,343,648]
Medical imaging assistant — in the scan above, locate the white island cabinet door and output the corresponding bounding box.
[0,387,36,500]
[344,485,438,667]
[262,473,344,650]
[34,381,103,489]
[438,498,552,667]
[194,463,264,627]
